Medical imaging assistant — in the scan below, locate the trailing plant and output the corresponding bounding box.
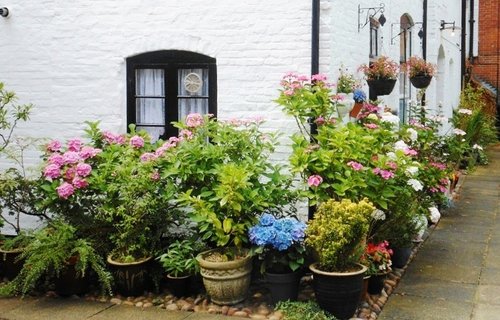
[276,300,338,320]
[358,56,399,80]
[1,220,112,296]
[403,56,436,78]
[305,198,374,272]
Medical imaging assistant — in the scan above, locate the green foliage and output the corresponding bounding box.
[305,199,374,271]
[157,116,297,252]
[1,221,112,296]
[0,231,33,251]
[156,240,202,277]
[0,82,32,153]
[276,300,337,320]
[336,68,356,94]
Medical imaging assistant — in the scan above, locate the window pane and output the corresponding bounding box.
[178,69,209,96]
[137,126,165,143]
[136,69,165,96]
[136,98,165,125]
[178,98,208,121]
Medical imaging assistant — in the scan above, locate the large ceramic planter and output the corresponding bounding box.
[367,78,397,96]
[107,255,152,296]
[0,248,23,280]
[266,269,302,305]
[166,274,191,298]
[54,259,89,296]
[197,249,252,305]
[410,75,433,89]
[309,263,367,320]
[391,247,412,268]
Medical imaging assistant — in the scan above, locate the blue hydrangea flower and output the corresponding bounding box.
[249,214,306,251]
[259,213,276,227]
[353,89,367,103]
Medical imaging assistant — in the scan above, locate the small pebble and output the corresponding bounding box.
[166,303,179,311]
[135,301,143,308]
[110,298,122,305]
[143,302,153,308]
[233,310,249,317]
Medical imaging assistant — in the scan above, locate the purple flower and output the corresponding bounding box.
[43,164,61,180]
[56,182,75,199]
[76,163,92,177]
[130,135,145,148]
[380,170,395,180]
[347,161,363,171]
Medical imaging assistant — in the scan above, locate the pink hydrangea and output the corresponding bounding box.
[430,162,446,170]
[347,161,364,171]
[307,175,323,187]
[140,152,157,162]
[373,168,395,180]
[386,161,398,170]
[364,123,379,129]
[315,117,326,126]
[67,138,82,152]
[65,167,76,181]
[43,164,61,180]
[76,163,92,177]
[155,146,169,157]
[56,182,75,199]
[63,151,81,164]
[185,113,204,128]
[48,153,65,167]
[179,129,193,140]
[284,89,294,96]
[404,148,418,156]
[47,140,62,152]
[80,146,102,159]
[151,171,160,181]
[103,131,126,145]
[72,177,89,189]
[311,73,328,82]
[130,135,145,148]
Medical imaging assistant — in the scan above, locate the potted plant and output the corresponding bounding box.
[359,56,399,96]
[361,241,393,295]
[156,239,201,298]
[404,56,436,89]
[305,198,374,320]
[156,114,296,305]
[248,213,306,305]
[1,220,112,297]
[350,88,366,118]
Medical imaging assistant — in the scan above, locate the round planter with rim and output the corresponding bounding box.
[197,249,252,305]
[107,255,152,296]
[266,269,302,305]
[309,263,367,320]
[0,248,23,280]
[360,275,371,301]
[166,274,191,298]
[367,78,397,96]
[367,272,388,295]
[391,247,412,269]
[410,75,433,89]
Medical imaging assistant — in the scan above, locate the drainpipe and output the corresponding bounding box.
[309,0,320,220]
[461,0,467,87]
[422,0,428,60]
[469,0,474,63]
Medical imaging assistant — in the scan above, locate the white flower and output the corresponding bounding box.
[413,214,428,240]
[394,140,409,151]
[407,179,424,191]
[386,152,397,160]
[371,209,386,221]
[458,108,472,115]
[405,166,419,176]
[473,144,483,150]
[453,128,466,136]
[407,128,418,142]
[429,207,441,224]
[381,113,400,126]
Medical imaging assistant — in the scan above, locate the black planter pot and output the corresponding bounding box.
[107,255,152,296]
[410,75,433,89]
[367,79,397,96]
[265,269,302,305]
[367,273,387,295]
[54,263,89,296]
[0,248,23,280]
[391,247,412,268]
[309,263,367,320]
[166,274,191,298]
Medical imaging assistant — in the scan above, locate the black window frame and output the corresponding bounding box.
[126,50,217,140]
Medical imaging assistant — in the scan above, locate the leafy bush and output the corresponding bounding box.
[276,300,337,320]
[0,82,32,153]
[156,240,202,277]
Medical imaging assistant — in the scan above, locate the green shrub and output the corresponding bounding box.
[276,300,337,320]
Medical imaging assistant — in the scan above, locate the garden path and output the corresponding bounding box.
[379,143,500,320]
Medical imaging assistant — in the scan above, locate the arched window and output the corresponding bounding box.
[126,50,217,141]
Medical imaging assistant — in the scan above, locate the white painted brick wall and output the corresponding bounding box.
[0,0,465,227]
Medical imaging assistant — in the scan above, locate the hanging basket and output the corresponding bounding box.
[367,78,397,96]
[410,75,433,89]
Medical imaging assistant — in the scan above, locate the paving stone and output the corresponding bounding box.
[471,303,500,320]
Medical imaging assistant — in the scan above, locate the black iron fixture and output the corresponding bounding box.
[440,20,457,35]
[0,7,8,17]
[358,3,386,32]
[390,22,422,45]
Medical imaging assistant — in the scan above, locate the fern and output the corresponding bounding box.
[2,220,112,296]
